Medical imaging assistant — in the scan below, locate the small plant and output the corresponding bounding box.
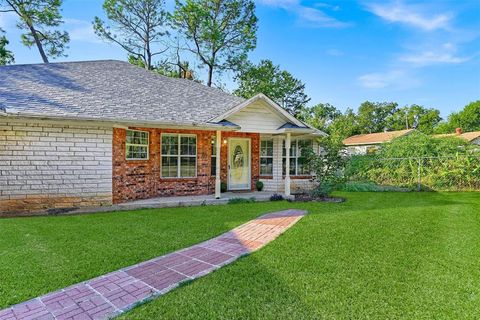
[255,180,264,191]
[220,182,227,193]
[270,193,284,201]
[228,198,256,204]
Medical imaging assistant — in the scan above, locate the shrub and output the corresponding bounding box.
[255,181,264,191]
[220,182,227,193]
[270,193,284,201]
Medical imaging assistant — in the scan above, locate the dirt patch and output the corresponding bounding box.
[293,193,346,203]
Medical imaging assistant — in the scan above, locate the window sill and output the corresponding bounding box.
[259,176,273,180]
[282,175,314,180]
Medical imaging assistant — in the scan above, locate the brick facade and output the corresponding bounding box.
[0,118,113,215]
[112,128,260,204]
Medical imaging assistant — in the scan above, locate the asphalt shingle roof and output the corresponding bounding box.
[0,60,245,125]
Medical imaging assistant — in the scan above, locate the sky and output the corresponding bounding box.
[0,0,479,118]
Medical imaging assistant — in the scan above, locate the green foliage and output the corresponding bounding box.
[298,103,341,131]
[387,105,442,134]
[255,180,264,191]
[173,0,258,87]
[1,0,69,62]
[94,0,169,70]
[220,181,227,192]
[305,137,347,196]
[357,101,398,133]
[0,28,14,65]
[337,181,408,192]
[228,197,255,204]
[436,100,480,133]
[234,59,310,115]
[345,132,480,191]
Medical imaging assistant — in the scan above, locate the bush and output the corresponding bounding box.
[344,132,480,191]
[255,181,264,191]
[220,182,227,193]
[270,193,284,201]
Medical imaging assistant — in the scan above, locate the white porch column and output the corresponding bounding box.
[285,132,291,196]
[215,131,222,199]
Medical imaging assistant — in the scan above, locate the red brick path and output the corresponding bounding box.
[0,209,306,320]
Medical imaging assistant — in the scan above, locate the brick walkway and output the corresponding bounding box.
[0,209,306,320]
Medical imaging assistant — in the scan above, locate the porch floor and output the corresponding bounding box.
[117,191,291,210]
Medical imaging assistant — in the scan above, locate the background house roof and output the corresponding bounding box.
[434,131,480,142]
[343,129,415,146]
[0,60,244,126]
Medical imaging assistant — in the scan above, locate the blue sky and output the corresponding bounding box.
[1,0,479,117]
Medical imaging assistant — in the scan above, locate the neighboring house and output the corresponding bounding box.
[342,129,415,155]
[0,60,325,214]
[433,128,480,146]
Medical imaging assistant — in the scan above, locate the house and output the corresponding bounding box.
[433,128,480,145]
[342,129,415,155]
[0,60,325,214]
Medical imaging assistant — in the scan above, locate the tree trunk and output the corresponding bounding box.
[207,65,214,87]
[28,24,49,63]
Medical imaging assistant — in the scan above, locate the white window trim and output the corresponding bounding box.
[282,138,312,176]
[161,133,198,178]
[259,138,274,176]
[126,129,150,161]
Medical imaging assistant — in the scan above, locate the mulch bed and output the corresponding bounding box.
[292,194,346,203]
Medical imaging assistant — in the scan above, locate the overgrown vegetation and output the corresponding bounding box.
[227,197,255,204]
[345,132,480,191]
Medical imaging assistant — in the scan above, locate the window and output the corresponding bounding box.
[161,134,197,178]
[126,130,149,160]
[260,139,273,175]
[282,139,312,176]
[211,136,217,176]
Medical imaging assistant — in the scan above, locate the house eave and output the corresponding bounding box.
[1,112,241,131]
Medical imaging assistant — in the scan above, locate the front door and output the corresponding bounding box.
[228,138,251,190]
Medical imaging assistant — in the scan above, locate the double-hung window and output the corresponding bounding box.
[161,134,197,178]
[282,139,312,175]
[260,139,273,176]
[126,130,149,160]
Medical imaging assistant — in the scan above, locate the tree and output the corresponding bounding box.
[93,0,169,70]
[357,101,398,134]
[436,100,480,133]
[0,28,14,65]
[233,59,310,115]
[387,104,442,134]
[1,0,69,63]
[328,108,359,142]
[299,103,341,132]
[173,0,258,87]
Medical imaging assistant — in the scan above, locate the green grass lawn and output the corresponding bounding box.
[1,193,479,319]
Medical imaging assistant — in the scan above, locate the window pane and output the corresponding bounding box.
[126,130,148,145]
[126,145,148,160]
[180,157,196,177]
[260,139,273,157]
[297,156,310,175]
[211,157,216,176]
[260,158,273,175]
[282,139,296,157]
[161,156,178,177]
[180,136,196,155]
[282,158,296,175]
[162,135,178,155]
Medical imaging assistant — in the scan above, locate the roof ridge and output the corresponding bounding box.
[0,59,126,69]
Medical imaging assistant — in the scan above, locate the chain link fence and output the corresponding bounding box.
[343,154,480,192]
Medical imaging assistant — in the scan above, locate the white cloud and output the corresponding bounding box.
[256,0,350,28]
[366,1,452,31]
[358,70,420,89]
[400,43,470,66]
[65,19,102,44]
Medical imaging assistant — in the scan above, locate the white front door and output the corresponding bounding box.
[228,138,251,190]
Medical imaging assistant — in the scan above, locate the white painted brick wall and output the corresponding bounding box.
[260,135,318,193]
[0,118,113,202]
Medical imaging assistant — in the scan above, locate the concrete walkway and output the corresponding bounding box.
[0,209,307,320]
